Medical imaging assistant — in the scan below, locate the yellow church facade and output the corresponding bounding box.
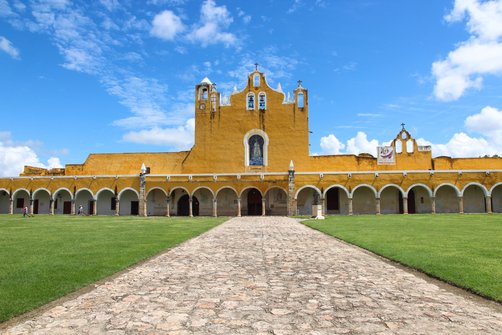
[1,70,502,217]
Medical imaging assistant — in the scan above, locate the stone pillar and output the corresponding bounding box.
[403,197,408,214]
[115,199,120,216]
[139,172,147,217]
[92,199,97,216]
[50,199,55,215]
[485,195,492,214]
[458,196,464,214]
[431,196,436,214]
[166,197,170,217]
[71,200,76,215]
[322,197,327,215]
[261,198,266,216]
[9,198,13,215]
[213,198,218,217]
[348,197,353,216]
[189,196,193,217]
[29,198,34,215]
[375,197,381,215]
[287,160,296,216]
[237,197,242,217]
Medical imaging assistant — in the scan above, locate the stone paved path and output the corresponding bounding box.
[2,217,502,334]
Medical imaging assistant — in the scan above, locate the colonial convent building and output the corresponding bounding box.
[1,69,501,217]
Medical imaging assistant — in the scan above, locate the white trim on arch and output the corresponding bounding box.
[323,184,350,198]
[169,186,190,198]
[294,185,321,200]
[146,187,168,197]
[264,186,287,197]
[0,188,10,197]
[32,188,52,199]
[12,188,30,199]
[490,182,502,194]
[433,183,460,197]
[75,188,95,200]
[53,187,74,200]
[406,183,433,197]
[243,129,269,167]
[215,186,239,198]
[192,186,215,198]
[461,182,489,196]
[350,184,377,198]
[377,184,405,198]
[95,187,115,199]
[239,186,263,198]
[117,187,139,200]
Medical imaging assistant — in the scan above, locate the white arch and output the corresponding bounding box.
[169,186,190,198]
[377,184,405,198]
[264,186,287,197]
[351,184,377,198]
[294,185,321,200]
[215,186,238,198]
[243,129,270,167]
[192,186,215,198]
[240,186,263,198]
[323,184,349,198]
[75,187,95,200]
[12,188,30,199]
[433,183,460,197]
[461,182,489,196]
[95,187,115,199]
[53,187,74,200]
[146,187,167,197]
[490,182,502,194]
[32,187,51,198]
[0,188,9,196]
[406,183,433,197]
[118,187,139,200]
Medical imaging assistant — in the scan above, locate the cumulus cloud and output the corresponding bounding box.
[0,132,63,177]
[432,0,502,101]
[320,132,379,156]
[0,36,19,58]
[187,0,237,47]
[150,10,184,40]
[320,134,345,154]
[122,118,195,150]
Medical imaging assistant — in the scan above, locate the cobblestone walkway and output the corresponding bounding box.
[3,217,502,334]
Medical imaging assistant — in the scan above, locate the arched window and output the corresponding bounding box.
[247,93,255,110]
[199,87,208,100]
[298,92,304,108]
[248,135,264,166]
[258,93,266,110]
[253,74,260,87]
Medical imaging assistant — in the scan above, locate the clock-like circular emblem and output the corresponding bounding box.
[199,103,206,110]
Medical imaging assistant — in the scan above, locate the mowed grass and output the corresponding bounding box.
[0,215,226,323]
[304,214,502,302]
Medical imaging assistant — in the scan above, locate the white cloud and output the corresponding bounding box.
[320,132,379,156]
[187,0,237,47]
[0,132,63,177]
[122,118,195,150]
[0,36,19,58]
[320,134,345,154]
[150,10,185,40]
[432,0,502,101]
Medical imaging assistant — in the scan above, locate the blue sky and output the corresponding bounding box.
[1,0,502,177]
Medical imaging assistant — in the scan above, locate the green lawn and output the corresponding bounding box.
[303,214,502,302]
[0,215,226,323]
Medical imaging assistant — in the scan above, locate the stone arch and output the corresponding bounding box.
[12,188,30,215]
[241,187,263,216]
[32,188,51,214]
[146,187,168,216]
[75,188,95,215]
[379,184,404,214]
[434,183,460,213]
[264,186,288,216]
[216,186,238,216]
[118,188,139,216]
[243,129,269,167]
[407,184,433,214]
[192,187,214,216]
[96,188,116,216]
[169,187,190,216]
[295,185,321,216]
[53,188,73,214]
[323,185,350,215]
[491,183,502,213]
[53,187,74,200]
[0,188,10,214]
[352,184,377,215]
[462,183,487,213]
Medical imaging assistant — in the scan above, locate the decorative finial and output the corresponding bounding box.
[289,160,294,171]
[297,79,303,88]
[254,63,259,71]
[401,122,405,130]
[140,163,146,174]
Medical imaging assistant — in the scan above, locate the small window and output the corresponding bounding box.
[298,92,304,108]
[406,140,414,153]
[395,140,403,153]
[249,135,264,166]
[199,87,208,100]
[247,93,255,110]
[111,197,117,211]
[16,198,24,208]
[259,93,266,110]
[253,74,260,87]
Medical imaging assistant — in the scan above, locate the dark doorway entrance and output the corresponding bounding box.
[398,192,403,214]
[326,188,340,212]
[130,201,139,215]
[407,190,416,214]
[177,195,199,216]
[63,201,72,214]
[247,188,262,215]
[33,199,39,214]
